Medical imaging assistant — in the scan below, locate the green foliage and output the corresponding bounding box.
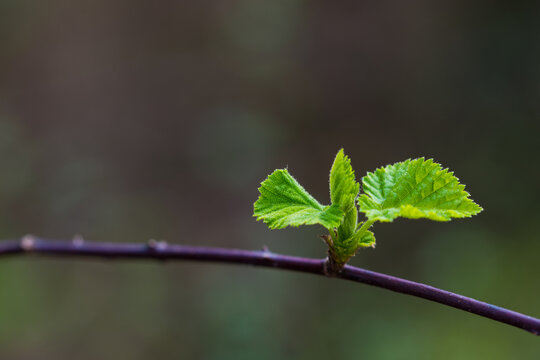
[254,150,482,268]
[330,149,361,251]
[253,169,343,230]
[358,158,483,222]
[330,149,360,212]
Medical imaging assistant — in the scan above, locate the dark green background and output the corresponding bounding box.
[0,1,538,358]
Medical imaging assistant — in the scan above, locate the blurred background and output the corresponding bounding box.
[0,1,539,359]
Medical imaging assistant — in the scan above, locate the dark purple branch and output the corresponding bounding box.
[1,236,538,336]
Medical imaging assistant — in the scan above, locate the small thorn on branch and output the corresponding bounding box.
[72,234,84,247]
[147,239,158,251]
[147,239,168,252]
[261,245,274,261]
[20,235,36,252]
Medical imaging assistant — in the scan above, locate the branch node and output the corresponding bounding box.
[147,239,168,252]
[147,239,158,251]
[20,235,36,252]
[72,234,84,247]
[323,254,343,277]
[260,245,275,262]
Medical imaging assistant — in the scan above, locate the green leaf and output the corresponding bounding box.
[356,229,376,248]
[358,158,483,222]
[330,149,360,240]
[254,169,344,230]
[330,149,360,211]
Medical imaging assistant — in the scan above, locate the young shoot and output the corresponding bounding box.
[253,149,483,269]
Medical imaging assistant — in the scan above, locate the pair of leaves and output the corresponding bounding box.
[254,150,360,230]
[254,150,376,260]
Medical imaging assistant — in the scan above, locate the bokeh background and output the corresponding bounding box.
[0,1,539,359]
